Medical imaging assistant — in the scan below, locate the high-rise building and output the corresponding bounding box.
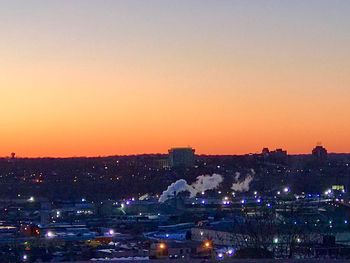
[168,147,195,168]
[261,148,270,158]
[312,145,328,161]
[260,148,288,163]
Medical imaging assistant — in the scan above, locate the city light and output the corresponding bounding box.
[46,231,55,238]
[204,241,211,248]
[324,189,332,195]
[159,243,166,249]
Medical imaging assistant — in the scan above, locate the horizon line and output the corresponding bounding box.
[2,151,349,159]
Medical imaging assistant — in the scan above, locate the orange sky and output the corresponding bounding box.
[0,1,349,157]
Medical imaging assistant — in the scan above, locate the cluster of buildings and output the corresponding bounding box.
[0,145,349,261]
[168,145,329,168]
[166,145,329,168]
[1,183,350,261]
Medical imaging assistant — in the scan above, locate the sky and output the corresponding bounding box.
[0,0,349,157]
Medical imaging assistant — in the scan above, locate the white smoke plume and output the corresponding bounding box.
[191,174,223,193]
[231,169,255,192]
[234,172,240,181]
[158,174,224,203]
[158,179,196,203]
[139,194,149,201]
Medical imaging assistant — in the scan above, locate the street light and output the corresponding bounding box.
[46,231,55,238]
[159,242,166,250]
[203,240,212,249]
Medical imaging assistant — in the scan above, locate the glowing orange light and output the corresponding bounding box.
[159,243,166,249]
[204,241,211,248]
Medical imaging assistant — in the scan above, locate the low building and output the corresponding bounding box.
[149,241,212,259]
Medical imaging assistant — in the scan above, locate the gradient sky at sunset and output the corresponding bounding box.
[1,1,350,157]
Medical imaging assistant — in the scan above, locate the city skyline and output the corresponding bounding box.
[0,144,337,159]
[1,0,350,157]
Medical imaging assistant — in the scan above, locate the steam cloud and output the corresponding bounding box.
[158,179,196,203]
[231,169,255,192]
[158,174,223,203]
[139,194,149,201]
[192,174,223,193]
